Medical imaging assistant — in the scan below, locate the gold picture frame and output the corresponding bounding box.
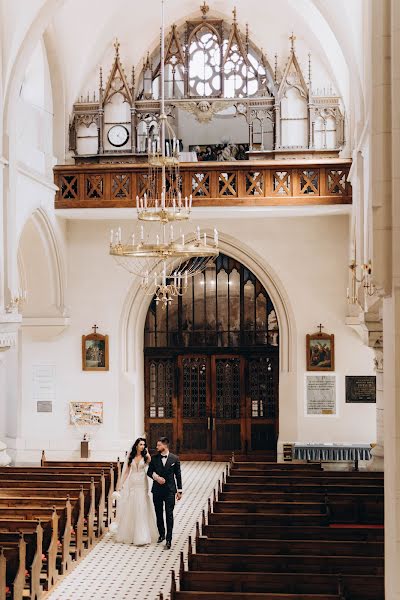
[82,330,109,371]
[306,331,335,371]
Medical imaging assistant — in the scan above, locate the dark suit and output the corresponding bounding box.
[147,452,182,542]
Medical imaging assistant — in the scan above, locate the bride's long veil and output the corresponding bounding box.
[109,447,131,534]
[119,448,131,490]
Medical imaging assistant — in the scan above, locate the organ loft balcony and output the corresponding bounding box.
[54,159,352,210]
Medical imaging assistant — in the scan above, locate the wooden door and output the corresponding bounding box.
[177,355,212,459]
[211,355,246,458]
[246,355,279,459]
[144,357,178,451]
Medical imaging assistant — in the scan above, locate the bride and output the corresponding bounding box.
[112,437,158,545]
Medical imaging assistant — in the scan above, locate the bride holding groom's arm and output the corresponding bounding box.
[111,437,158,545]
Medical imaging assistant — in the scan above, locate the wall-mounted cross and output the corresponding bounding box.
[289,32,296,51]
[317,324,324,334]
[92,324,99,335]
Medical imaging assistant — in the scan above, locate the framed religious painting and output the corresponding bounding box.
[82,325,109,371]
[306,329,335,371]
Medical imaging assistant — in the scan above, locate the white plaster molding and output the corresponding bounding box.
[16,161,58,192]
[0,441,11,466]
[0,312,22,351]
[21,316,70,340]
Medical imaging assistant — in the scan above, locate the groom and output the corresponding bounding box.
[147,436,182,549]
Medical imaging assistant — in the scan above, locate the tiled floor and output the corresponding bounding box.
[47,461,226,600]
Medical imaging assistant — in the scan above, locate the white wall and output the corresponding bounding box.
[16,212,375,461]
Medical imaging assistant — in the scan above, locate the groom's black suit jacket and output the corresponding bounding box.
[147,452,182,496]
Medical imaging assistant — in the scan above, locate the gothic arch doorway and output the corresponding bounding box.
[144,253,279,460]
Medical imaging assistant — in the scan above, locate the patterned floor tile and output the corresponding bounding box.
[47,461,226,600]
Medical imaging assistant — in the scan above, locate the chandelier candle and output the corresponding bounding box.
[109,0,219,307]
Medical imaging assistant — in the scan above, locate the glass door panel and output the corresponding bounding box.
[178,355,212,458]
[144,357,177,451]
[211,355,245,456]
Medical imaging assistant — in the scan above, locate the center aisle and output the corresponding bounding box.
[47,461,226,600]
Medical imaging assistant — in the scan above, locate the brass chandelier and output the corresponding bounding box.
[109,0,219,306]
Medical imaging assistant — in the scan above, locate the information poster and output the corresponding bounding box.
[33,365,56,413]
[306,375,336,415]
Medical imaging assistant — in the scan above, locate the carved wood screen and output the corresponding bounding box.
[144,253,279,459]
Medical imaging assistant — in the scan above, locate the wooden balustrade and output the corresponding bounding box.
[54,159,352,209]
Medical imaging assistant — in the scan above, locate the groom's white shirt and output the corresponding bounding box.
[153,451,182,492]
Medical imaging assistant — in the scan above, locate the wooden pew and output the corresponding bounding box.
[174,459,384,600]
[0,524,42,600]
[0,511,58,590]
[0,466,111,531]
[0,534,26,600]
[0,473,104,539]
[0,492,84,564]
[178,570,384,600]
[195,536,383,558]
[40,459,117,526]
[203,523,384,542]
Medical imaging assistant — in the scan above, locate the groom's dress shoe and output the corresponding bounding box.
[165,540,171,549]
[157,535,165,543]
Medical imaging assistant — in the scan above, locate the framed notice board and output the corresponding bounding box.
[345,376,376,403]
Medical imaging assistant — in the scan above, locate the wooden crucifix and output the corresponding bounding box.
[317,324,324,335]
[92,324,99,335]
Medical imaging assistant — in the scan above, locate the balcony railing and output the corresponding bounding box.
[54,159,352,209]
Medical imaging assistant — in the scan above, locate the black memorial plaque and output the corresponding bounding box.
[345,376,376,403]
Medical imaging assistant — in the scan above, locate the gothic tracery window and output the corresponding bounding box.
[144,253,279,349]
[189,25,222,97]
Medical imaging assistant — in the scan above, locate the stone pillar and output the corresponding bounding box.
[368,347,384,470]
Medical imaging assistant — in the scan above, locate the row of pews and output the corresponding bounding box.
[0,455,121,599]
[165,461,384,600]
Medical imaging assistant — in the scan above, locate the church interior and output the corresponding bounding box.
[0,0,397,598]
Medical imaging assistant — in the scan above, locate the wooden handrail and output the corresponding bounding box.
[54,159,352,208]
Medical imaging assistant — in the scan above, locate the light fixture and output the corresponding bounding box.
[111,224,219,305]
[109,0,219,306]
[347,260,376,306]
[5,289,27,313]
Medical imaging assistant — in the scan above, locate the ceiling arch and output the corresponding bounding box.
[1,0,365,156]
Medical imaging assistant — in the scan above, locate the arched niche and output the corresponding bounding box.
[118,233,296,456]
[17,209,68,339]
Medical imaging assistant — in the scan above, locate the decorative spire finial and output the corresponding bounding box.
[200,1,209,18]
[114,38,120,57]
[233,6,237,23]
[289,32,296,51]
[99,66,103,91]
[245,23,249,50]
[274,53,278,84]
[308,52,312,89]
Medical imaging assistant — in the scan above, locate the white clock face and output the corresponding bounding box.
[107,125,129,147]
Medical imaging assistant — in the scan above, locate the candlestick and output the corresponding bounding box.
[110,229,114,244]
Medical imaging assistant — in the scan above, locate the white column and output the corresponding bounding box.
[368,348,384,470]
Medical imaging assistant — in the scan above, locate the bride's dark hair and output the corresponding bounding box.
[128,437,148,466]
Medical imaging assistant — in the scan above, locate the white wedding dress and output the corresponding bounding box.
[112,457,158,545]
